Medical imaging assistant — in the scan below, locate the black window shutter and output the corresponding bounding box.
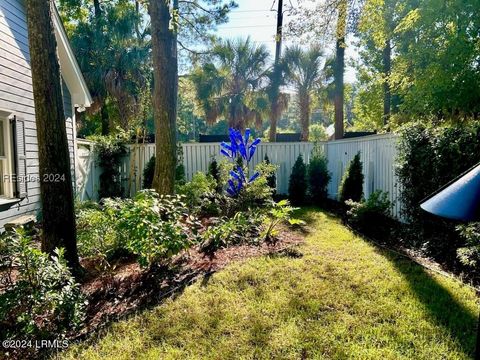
[11,115,27,199]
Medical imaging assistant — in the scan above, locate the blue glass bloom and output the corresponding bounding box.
[220,128,262,197]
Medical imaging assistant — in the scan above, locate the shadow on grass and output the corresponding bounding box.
[380,248,478,357]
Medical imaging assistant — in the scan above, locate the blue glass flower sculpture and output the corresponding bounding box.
[220,128,261,196]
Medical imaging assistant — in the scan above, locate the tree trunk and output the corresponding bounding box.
[25,0,80,273]
[149,0,177,195]
[269,0,284,142]
[334,0,347,140]
[382,39,392,127]
[299,90,310,141]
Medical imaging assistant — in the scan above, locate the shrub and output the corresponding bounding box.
[396,121,480,263]
[264,154,277,195]
[176,172,216,209]
[456,222,480,270]
[0,230,86,340]
[117,190,193,267]
[308,152,331,204]
[208,158,222,193]
[200,212,264,254]
[346,191,393,239]
[143,156,156,189]
[339,152,364,203]
[288,154,307,205]
[308,124,327,142]
[76,198,125,266]
[175,163,186,185]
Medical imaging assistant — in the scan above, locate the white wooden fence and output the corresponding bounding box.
[75,134,401,218]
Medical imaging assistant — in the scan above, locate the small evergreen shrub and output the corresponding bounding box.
[142,156,156,189]
[264,155,277,195]
[346,190,393,239]
[175,163,186,185]
[339,152,364,203]
[308,153,331,204]
[208,157,222,193]
[288,154,307,205]
[0,230,86,340]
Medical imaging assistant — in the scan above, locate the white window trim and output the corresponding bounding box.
[0,109,15,199]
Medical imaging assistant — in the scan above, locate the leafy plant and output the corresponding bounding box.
[339,152,364,203]
[288,154,307,205]
[176,172,216,209]
[76,198,125,267]
[456,223,480,270]
[200,212,264,254]
[308,152,331,204]
[0,230,86,340]
[117,190,192,267]
[346,191,393,239]
[262,200,305,243]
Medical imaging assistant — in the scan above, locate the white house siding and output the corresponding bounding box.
[0,0,77,228]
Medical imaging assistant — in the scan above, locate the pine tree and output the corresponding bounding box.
[288,154,307,205]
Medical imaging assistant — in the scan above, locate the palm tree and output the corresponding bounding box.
[191,37,270,131]
[284,46,323,141]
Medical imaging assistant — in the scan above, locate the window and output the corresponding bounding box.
[0,111,14,198]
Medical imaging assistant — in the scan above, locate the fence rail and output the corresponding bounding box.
[76,134,401,219]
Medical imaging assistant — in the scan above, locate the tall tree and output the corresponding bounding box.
[333,0,347,139]
[268,0,284,142]
[148,0,178,194]
[284,46,323,141]
[287,0,364,139]
[59,0,151,135]
[191,37,270,131]
[25,0,80,273]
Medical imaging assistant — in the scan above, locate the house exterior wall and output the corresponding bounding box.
[0,0,77,228]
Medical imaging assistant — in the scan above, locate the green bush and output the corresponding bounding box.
[308,153,331,204]
[346,191,393,239]
[175,163,186,185]
[200,212,264,254]
[396,121,480,264]
[143,156,156,189]
[218,160,277,215]
[264,155,277,195]
[339,152,364,203]
[76,198,125,266]
[208,158,222,193]
[0,230,86,340]
[117,190,193,267]
[456,223,480,270]
[288,154,307,205]
[176,172,217,210]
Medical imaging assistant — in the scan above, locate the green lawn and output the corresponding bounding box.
[59,209,478,359]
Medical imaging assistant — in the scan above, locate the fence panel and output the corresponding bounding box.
[76,134,401,219]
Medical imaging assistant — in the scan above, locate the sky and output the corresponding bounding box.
[215,0,358,83]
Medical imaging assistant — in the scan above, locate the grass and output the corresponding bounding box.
[58,209,478,359]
